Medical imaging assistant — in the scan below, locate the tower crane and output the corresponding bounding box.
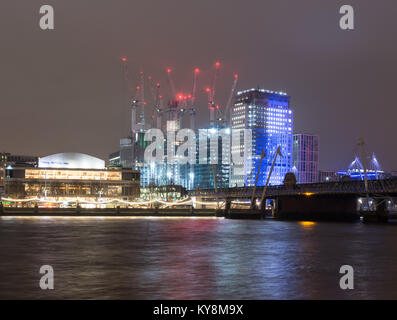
[222,73,239,126]
[189,68,199,130]
[166,68,177,99]
[138,71,145,130]
[208,62,220,125]
[121,57,138,135]
[147,76,163,129]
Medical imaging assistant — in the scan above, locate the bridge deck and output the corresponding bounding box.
[189,178,397,198]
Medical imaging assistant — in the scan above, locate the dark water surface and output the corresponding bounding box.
[0,216,397,299]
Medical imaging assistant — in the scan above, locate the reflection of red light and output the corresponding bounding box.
[160,95,163,99]
[188,94,192,98]
[140,72,143,75]
[148,76,152,80]
[156,82,160,87]
[216,105,220,109]
[144,101,147,105]
[121,57,127,62]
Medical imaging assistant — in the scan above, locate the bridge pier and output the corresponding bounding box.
[224,198,231,214]
[362,198,389,223]
[273,194,359,222]
[192,196,203,209]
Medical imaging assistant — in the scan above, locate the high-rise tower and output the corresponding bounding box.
[230,88,293,187]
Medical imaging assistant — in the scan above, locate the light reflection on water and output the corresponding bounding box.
[0,217,397,299]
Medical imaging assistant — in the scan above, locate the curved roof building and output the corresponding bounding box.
[38,153,105,170]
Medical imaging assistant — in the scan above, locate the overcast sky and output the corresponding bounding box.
[0,0,396,171]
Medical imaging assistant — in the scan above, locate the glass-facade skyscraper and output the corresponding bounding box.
[194,125,231,190]
[292,134,319,184]
[230,88,293,187]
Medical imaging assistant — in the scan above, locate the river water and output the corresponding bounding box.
[0,216,396,299]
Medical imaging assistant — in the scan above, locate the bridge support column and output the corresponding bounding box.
[193,196,203,209]
[224,198,231,214]
[274,194,359,222]
[362,198,389,223]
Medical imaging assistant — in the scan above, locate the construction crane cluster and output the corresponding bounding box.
[121,58,239,135]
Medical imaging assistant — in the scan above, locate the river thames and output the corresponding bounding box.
[0,216,396,299]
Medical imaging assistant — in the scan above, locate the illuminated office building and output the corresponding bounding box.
[292,134,319,183]
[230,89,293,187]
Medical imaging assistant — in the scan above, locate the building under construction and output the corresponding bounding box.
[112,60,239,190]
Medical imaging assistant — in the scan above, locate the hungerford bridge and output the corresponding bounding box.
[1,176,396,222]
[189,175,397,222]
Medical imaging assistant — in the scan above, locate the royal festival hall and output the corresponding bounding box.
[1,153,140,207]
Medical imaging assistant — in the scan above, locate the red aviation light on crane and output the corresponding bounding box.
[205,87,211,93]
[121,57,127,62]
[216,104,220,109]
[167,68,172,73]
[234,73,238,79]
[136,85,141,90]
[177,94,183,100]
[194,68,200,73]
[215,62,220,68]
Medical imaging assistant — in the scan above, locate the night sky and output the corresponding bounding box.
[1,0,396,171]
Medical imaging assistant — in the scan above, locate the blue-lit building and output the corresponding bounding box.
[230,88,293,187]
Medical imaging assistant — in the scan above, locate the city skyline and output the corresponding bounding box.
[1,1,396,173]
[2,1,397,303]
